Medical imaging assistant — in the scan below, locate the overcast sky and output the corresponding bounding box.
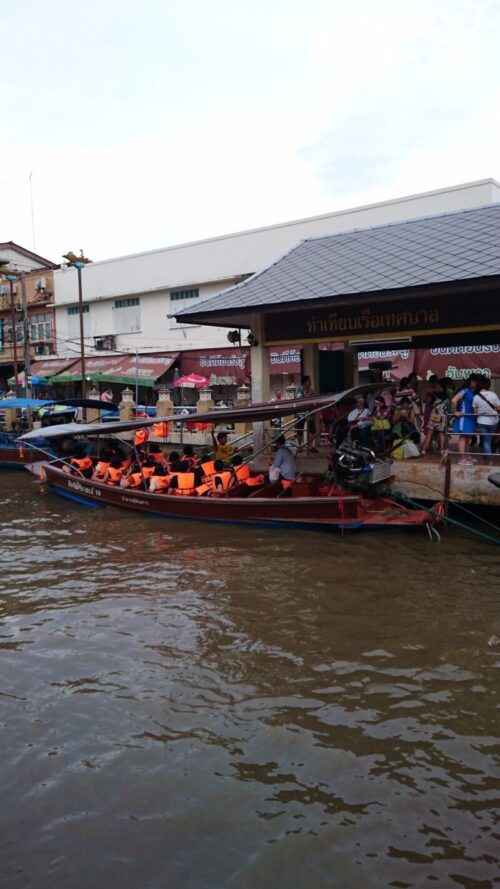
[1,0,499,262]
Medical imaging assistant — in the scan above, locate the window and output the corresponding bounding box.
[67,304,90,339]
[169,288,199,329]
[30,313,53,342]
[114,297,141,333]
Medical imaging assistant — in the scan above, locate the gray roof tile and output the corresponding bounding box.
[176,203,500,319]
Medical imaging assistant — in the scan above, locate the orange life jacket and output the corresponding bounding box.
[71,456,93,472]
[281,478,293,490]
[106,466,123,485]
[141,465,156,479]
[151,474,171,491]
[245,473,265,487]
[153,422,169,438]
[151,451,165,463]
[201,460,216,478]
[213,471,233,492]
[127,472,144,488]
[171,472,195,495]
[235,463,250,482]
[94,460,110,477]
[134,428,149,447]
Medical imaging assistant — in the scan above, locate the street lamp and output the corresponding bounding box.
[62,251,91,402]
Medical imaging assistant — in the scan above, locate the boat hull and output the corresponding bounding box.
[42,464,435,531]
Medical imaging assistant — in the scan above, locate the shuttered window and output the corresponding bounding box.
[114,297,141,333]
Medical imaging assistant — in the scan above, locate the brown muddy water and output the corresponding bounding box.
[1,473,499,889]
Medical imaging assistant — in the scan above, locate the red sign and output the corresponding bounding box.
[414,346,500,380]
[268,345,301,375]
[181,348,250,386]
[31,357,79,377]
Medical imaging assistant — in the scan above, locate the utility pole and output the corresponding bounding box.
[7,277,20,397]
[21,272,31,399]
[62,251,91,420]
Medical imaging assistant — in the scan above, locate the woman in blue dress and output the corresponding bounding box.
[451,375,481,464]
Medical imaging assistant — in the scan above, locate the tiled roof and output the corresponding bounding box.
[175,203,500,319]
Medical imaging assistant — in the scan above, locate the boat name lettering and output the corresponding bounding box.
[121,495,149,506]
[67,479,101,497]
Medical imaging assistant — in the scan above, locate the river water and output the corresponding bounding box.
[1,473,499,889]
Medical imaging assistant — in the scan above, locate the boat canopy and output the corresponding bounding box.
[0,398,53,409]
[0,397,119,412]
[19,385,376,442]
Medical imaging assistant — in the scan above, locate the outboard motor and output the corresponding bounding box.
[333,444,392,496]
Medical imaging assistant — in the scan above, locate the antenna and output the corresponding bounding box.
[29,172,36,253]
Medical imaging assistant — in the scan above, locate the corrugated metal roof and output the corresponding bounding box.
[175,203,500,319]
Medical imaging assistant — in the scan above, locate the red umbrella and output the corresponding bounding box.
[172,373,209,389]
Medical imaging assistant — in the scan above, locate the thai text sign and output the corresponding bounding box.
[264,293,499,343]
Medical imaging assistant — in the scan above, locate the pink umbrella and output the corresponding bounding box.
[172,373,209,389]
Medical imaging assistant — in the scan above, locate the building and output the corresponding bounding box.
[51,179,500,399]
[0,243,57,389]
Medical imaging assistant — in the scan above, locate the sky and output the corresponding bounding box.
[1,0,500,263]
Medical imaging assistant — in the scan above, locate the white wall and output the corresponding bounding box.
[53,178,500,357]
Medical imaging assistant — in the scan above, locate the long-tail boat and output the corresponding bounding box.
[20,387,441,533]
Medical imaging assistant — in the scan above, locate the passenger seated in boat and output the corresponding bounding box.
[232,454,250,482]
[92,449,113,480]
[169,460,196,495]
[140,456,157,480]
[166,451,180,472]
[103,458,124,485]
[211,459,234,494]
[269,435,296,486]
[70,446,94,479]
[149,464,171,493]
[182,444,197,470]
[120,462,147,490]
[148,443,165,463]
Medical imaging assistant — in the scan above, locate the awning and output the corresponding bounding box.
[180,347,250,386]
[7,357,79,387]
[51,352,179,388]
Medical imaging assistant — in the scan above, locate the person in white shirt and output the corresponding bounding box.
[473,378,500,458]
[347,397,372,447]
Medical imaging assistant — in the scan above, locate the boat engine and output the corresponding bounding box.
[333,444,393,496]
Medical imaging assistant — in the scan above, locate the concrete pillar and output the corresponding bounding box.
[343,343,359,390]
[119,387,135,421]
[86,386,102,424]
[156,387,174,418]
[302,344,320,446]
[249,313,270,452]
[3,389,16,431]
[196,386,214,413]
[302,343,319,391]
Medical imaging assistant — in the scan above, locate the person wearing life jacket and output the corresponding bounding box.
[182,444,198,471]
[168,460,195,496]
[166,451,180,473]
[140,456,157,480]
[148,443,166,464]
[103,458,124,486]
[92,450,113,481]
[210,459,235,495]
[121,462,147,490]
[70,446,94,479]
[231,454,251,483]
[149,464,172,493]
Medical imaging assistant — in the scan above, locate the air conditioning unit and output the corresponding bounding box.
[94,334,116,350]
